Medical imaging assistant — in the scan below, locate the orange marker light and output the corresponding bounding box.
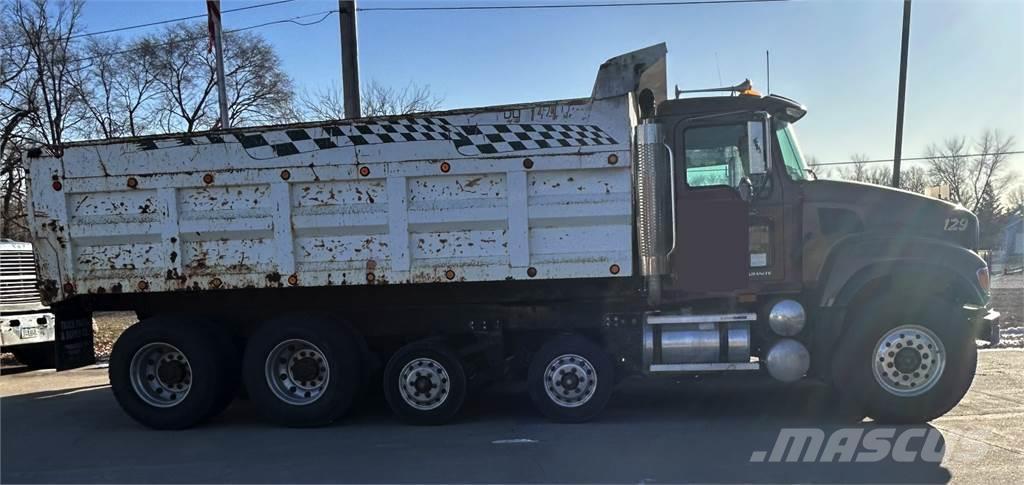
[202,173,215,184]
[127,177,138,189]
[359,166,371,177]
[609,264,620,275]
[440,161,451,173]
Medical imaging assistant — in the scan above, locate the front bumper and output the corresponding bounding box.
[965,304,1001,345]
[1,312,56,348]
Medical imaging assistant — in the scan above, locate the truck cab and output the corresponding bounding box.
[628,58,999,421]
[1,239,56,368]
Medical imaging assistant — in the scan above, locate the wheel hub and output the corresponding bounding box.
[129,342,192,408]
[265,339,330,405]
[872,325,945,397]
[398,358,449,410]
[544,354,597,408]
[894,347,922,373]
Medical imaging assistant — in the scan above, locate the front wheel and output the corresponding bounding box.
[833,297,977,424]
[527,335,614,423]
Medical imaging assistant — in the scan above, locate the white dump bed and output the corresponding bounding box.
[27,96,637,302]
[26,45,673,304]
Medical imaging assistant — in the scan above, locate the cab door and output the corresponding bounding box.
[667,118,769,293]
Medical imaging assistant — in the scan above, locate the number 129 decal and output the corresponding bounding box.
[944,217,969,232]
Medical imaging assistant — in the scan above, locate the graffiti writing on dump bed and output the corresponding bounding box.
[132,117,618,159]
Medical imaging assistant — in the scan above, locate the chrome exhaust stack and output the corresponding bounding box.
[634,121,674,305]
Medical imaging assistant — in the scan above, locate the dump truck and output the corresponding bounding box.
[24,44,1000,429]
[1,239,56,368]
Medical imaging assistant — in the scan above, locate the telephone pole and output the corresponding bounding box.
[339,0,361,119]
[892,0,912,188]
[209,0,230,129]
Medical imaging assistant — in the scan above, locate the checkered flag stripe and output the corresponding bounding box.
[452,123,617,155]
[132,118,616,159]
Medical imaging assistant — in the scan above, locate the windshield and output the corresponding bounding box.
[774,121,808,181]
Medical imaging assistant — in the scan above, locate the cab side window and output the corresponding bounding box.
[683,124,748,188]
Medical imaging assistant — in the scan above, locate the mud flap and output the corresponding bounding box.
[55,314,96,370]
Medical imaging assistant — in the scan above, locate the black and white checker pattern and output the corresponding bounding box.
[451,123,617,155]
[133,118,617,158]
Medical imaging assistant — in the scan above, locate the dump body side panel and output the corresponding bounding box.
[27,97,635,304]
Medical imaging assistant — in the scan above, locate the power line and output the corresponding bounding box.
[358,0,790,12]
[810,151,1024,167]
[53,10,337,71]
[0,0,296,51]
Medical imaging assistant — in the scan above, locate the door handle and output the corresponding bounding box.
[663,143,678,258]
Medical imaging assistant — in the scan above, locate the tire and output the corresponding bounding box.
[109,316,238,429]
[242,315,362,427]
[832,296,977,424]
[384,341,467,425]
[10,343,56,369]
[527,334,614,423]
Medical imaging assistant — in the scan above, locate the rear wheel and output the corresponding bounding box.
[384,341,467,425]
[242,315,362,427]
[109,316,237,429]
[10,343,55,369]
[527,335,614,423]
[833,297,976,423]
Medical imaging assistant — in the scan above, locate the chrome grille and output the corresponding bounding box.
[0,250,42,304]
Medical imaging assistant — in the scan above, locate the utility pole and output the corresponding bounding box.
[892,0,912,188]
[208,0,230,129]
[339,0,361,119]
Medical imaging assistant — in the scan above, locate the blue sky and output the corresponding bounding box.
[80,0,1022,174]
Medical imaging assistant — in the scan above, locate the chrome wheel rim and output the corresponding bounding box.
[129,342,192,408]
[265,339,330,406]
[543,353,598,408]
[872,325,946,397]
[398,358,450,411]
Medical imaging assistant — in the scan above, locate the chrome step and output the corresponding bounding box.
[648,362,760,373]
[646,312,757,325]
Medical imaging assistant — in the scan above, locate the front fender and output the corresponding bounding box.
[808,234,987,380]
[817,234,987,309]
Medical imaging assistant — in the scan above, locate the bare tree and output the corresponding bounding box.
[926,130,1017,213]
[10,0,87,151]
[2,0,85,239]
[72,35,162,138]
[1006,184,1024,217]
[152,23,294,132]
[299,80,443,120]
[361,80,442,117]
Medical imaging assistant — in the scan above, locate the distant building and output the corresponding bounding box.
[1000,214,1023,272]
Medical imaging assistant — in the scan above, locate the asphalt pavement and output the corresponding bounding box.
[2,350,1022,484]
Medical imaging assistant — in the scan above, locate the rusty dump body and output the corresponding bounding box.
[26,84,650,311]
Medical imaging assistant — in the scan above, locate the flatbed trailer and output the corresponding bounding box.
[26,44,1000,428]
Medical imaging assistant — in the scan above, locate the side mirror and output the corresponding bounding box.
[746,120,769,176]
[738,176,753,202]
